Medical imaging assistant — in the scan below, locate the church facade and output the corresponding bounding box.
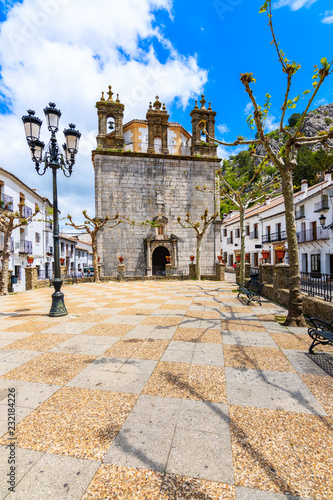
[93,87,221,277]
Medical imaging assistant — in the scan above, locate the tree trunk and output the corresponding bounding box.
[0,230,11,295]
[196,236,202,280]
[91,234,100,283]
[239,206,245,285]
[280,168,306,327]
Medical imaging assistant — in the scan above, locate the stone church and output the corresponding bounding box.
[93,86,221,276]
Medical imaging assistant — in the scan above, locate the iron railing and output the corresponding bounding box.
[250,267,259,278]
[300,272,333,301]
[314,200,329,212]
[19,240,33,253]
[0,194,14,211]
[38,269,53,280]
[0,235,14,252]
[262,230,287,243]
[297,227,330,243]
[124,140,191,156]
[295,208,305,219]
[22,205,33,218]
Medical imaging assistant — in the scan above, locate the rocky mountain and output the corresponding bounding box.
[254,102,333,162]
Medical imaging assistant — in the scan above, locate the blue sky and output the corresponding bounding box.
[0,0,332,223]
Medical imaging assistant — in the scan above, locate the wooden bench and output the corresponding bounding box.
[237,278,264,306]
[307,317,333,353]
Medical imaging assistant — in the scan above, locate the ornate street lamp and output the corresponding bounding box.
[22,103,81,316]
[319,213,333,230]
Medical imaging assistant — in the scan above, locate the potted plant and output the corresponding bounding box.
[261,249,270,263]
[27,256,34,265]
[190,255,195,262]
[166,256,171,263]
[118,256,124,263]
[275,246,286,263]
[60,258,65,265]
[236,254,241,262]
[217,255,223,262]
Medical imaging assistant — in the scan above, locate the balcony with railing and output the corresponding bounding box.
[21,205,33,218]
[297,227,330,243]
[295,208,305,220]
[314,200,329,212]
[19,240,33,254]
[262,230,287,243]
[0,194,14,211]
[0,236,15,252]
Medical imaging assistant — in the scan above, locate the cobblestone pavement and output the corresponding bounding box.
[0,279,332,499]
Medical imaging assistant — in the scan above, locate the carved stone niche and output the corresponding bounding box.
[145,233,178,276]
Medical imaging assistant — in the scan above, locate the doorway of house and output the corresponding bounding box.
[152,246,170,275]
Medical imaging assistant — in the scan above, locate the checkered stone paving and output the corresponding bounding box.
[0,278,331,499]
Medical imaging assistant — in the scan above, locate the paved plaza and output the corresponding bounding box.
[0,278,332,499]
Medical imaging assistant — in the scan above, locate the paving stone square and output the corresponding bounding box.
[0,280,331,499]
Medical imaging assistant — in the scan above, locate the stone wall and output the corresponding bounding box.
[93,151,220,277]
[25,267,38,290]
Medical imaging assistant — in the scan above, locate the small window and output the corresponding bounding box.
[35,233,40,243]
[224,228,227,237]
[245,226,250,236]
[311,254,321,274]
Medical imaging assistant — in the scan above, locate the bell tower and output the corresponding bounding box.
[96,85,125,150]
[190,95,217,157]
[146,96,169,154]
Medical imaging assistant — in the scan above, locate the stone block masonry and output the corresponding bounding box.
[93,151,221,276]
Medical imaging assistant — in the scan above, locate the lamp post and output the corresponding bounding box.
[319,214,333,230]
[22,103,81,316]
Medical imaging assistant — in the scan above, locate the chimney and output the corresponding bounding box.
[301,179,308,193]
[324,171,332,182]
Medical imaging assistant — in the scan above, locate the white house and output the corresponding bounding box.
[75,239,93,274]
[220,172,333,276]
[0,167,53,291]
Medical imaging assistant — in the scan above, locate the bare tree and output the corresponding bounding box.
[219,168,279,285]
[0,205,40,295]
[177,209,218,280]
[66,211,122,283]
[201,1,333,326]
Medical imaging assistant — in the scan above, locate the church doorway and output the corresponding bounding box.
[152,246,170,275]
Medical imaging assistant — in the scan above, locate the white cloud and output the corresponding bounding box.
[0,0,207,222]
[314,98,328,106]
[322,10,333,24]
[217,123,230,135]
[273,0,317,10]
[244,102,253,115]
[265,114,280,132]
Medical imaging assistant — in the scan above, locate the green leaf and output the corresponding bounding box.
[259,2,268,13]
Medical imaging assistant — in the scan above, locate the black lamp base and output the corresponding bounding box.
[49,279,68,317]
